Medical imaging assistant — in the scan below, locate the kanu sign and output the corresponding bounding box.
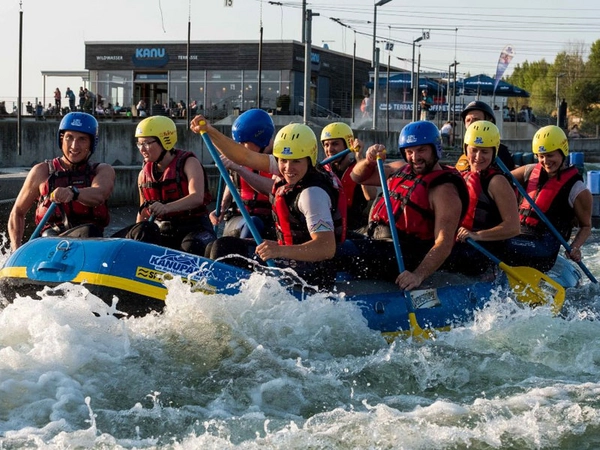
[132,47,170,67]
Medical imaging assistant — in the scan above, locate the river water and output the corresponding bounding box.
[1,230,600,449]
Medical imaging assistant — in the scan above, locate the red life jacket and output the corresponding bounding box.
[35,158,110,232]
[139,149,211,220]
[370,165,468,240]
[272,166,347,246]
[338,160,358,210]
[234,169,272,217]
[519,164,581,238]
[460,166,505,231]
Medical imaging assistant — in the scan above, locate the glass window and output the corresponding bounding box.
[171,70,205,82]
[96,70,133,109]
[207,70,242,82]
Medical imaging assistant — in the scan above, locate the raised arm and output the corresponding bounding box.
[351,144,405,186]
[190,115,271,173]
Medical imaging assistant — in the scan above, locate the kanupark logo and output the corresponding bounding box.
[132,47,170,68]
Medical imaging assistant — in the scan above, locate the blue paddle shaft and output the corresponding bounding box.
[200,131,275,267]
[319,149,351,167]
[375,158,423,330]
[213,176,224,233]
[465,238,501,265]
[30,202,58,241]
[496,158,597,283]
[376,158,406,273]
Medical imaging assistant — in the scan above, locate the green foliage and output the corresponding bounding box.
[506,40,600,129]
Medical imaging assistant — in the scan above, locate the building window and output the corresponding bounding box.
[96,71,133,109]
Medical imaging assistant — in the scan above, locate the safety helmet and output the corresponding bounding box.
[273,123,318,166]
[320,122,354,150]
[135,116,177,151]
[398,120,443,161]
[57,112,99,153]
[532,125,569,158]
[463,120,500,158]
[232,109,275,149]
[460,100,496,124]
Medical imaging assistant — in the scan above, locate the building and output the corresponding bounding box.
[84,40,371,119]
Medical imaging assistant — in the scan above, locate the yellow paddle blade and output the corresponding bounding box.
[498,261,566,314]
[407,312,436,341]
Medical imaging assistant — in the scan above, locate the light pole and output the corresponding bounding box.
[556,72,565,127]
[448,61,459,145]
[372,47,380,130]
[411,31,433,122]
[385,41,394,136]
[372,0,392,68]
[303,9,319,124]
[410,36,423,121]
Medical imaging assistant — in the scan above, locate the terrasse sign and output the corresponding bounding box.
[132,47,170,68]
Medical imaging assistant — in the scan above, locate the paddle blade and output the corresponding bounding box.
[407,312,436,341]
[499,261,566,314]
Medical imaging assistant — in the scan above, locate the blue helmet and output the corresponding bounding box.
[398,120,443,161]
[57,112,99,154]
[232,109,275,149]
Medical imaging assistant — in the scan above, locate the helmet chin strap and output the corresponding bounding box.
[155,149,168,165]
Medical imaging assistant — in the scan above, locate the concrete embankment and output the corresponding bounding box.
[0,117,599,206]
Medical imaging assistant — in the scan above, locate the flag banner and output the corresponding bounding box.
[493,45,515,93]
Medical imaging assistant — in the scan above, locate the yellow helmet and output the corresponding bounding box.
[135,116,177,151]
[320,122,354,150]
[273,123,318,166]
[463,120,500,158]
[532,125,569,157]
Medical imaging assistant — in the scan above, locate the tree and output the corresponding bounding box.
[505,42,595,125]
[570,40,600,132]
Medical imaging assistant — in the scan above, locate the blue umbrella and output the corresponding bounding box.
[367,73,446,93]
[460,74,529,98]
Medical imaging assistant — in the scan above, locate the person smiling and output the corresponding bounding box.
[190,114,346,290]
[8,112,115,251]
[443,121,520,276]
[350,120,469,291]
[505,125,592,272]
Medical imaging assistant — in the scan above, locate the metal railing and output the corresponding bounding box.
[297,97,341,119]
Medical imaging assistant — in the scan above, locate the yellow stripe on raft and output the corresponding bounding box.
[0,267,167,301]
[0,266,27,278]
[73,271,167,300]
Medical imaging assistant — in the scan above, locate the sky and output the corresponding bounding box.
[2,0,600,106]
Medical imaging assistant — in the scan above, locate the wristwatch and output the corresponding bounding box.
[69,186,80,201]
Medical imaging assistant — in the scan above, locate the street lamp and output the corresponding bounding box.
[411,32,429,121]
[372,0,392,68]
[448,61,459,145]
[556,72,565,127]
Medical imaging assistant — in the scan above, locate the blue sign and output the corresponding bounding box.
[132,47,170,68]
[378,102,459,112]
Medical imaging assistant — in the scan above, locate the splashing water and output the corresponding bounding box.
[1,237,600,449]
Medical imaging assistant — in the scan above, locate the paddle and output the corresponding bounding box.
[496,158,598,284]
[319,149,351,167]
[198,125,275,267]
[466,238,565,314]
[29,202,58,241]
[376,156,432,340]
[213,175,224,234]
